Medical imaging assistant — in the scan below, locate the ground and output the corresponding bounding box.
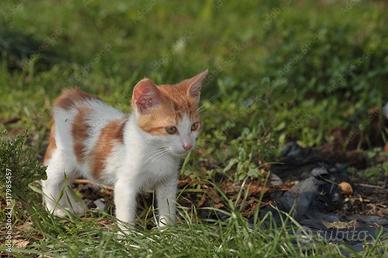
[0,0,388,257]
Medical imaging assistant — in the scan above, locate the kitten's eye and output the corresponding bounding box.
[191,122,200,131]
[165,126,178,134]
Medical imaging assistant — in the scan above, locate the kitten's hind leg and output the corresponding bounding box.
[42,150,83,217]
[63,182,87,216]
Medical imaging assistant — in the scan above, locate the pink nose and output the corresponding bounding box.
[182,143,193,151]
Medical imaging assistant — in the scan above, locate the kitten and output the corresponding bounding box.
[42,70,208,230]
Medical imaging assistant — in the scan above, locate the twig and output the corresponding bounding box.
[1,117,20,125]
[357,183,385,190]
[73,179,113,191]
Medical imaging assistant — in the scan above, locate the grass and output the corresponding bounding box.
[6,210,351,257]
[1,0,388,257]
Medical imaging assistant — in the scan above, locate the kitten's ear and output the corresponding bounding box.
[186,69,208,101]
[132,78,161,114]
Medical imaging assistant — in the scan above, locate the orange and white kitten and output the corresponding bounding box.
[42,70,208,230]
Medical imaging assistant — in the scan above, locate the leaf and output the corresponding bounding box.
[322,220,357,229]
[12,239,29,248]
[223,158,238,173]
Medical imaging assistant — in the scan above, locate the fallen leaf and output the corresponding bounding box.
[12,239,29,248]
[322,220,357,229]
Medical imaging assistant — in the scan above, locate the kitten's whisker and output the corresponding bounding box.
[143,151,163,165]
[143,148,169,166]
[144,151,167,166]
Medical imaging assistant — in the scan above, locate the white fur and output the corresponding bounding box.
[42,98,199,231]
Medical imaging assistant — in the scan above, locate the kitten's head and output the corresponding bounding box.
[132,70,208,157]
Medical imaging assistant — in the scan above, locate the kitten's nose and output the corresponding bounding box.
[182,143,193,151]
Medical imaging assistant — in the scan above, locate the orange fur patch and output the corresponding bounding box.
[72,107,91,163]
[137,83,200,135]
[54,88,99,110]
[90,119,127,179]
[43,123,56,165]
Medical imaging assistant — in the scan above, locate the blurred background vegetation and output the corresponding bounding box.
[1,0,387,178]
[0,0,387,255]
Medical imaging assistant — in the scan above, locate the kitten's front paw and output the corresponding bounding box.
[158,216,175,229]
[117,220,134,235]
[117,229,129,240]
